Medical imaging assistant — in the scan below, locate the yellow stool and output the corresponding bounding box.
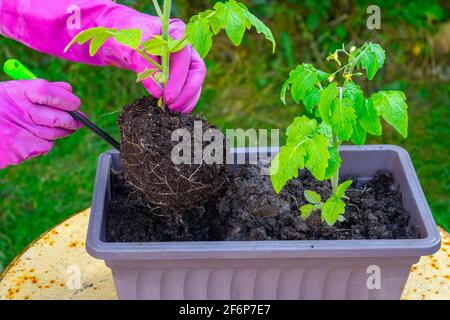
[1,209,449,300]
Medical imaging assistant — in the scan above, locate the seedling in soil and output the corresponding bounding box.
[64,0,275,106]
[64,0,275,211]
[270,43,409,226]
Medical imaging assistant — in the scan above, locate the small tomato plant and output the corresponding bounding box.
[271,43,409,226]
[64,0,275,105]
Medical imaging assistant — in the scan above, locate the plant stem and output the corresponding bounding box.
[152,0,163,18]
[161,0,172,86]
[136,49,163,70]
[331,87,344,195]
[331,132,340,195]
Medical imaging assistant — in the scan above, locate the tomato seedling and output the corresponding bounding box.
[64,0,275,105]
[270,43,409,226]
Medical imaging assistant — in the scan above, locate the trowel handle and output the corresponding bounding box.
[2,59,121,150]
[3,59,38,80]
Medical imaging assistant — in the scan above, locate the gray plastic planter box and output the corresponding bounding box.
[87,145,440,300]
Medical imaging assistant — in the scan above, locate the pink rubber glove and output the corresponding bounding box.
[0,80,83,169]
[0,0,206,113]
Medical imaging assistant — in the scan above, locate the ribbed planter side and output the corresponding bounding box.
[108,257,417,300]
[87,146,440,300]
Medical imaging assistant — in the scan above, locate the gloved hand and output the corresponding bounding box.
[0,80,83,169]
[0,0,206,113]
[122,19,207,114]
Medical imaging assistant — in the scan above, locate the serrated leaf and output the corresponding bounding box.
[370,91,408,137]
[114,29,142,49]
[371,43,386,69]
[241,8,276,53]
[305,134,330,181]
[290,66,318,104]
[318,83,338,124]
[270,145,306,193]
[318,122,333,145]
[331,97,356,141]
[304,190,321,204]
[345,82,382,136]
[209,14,222,35]
[336,180,353,198]
[315,69,329,81]
[221,0,247,46]
[89,33,113,56]
[300,204,314,220]
[322,196,346,226]
[359,43,386,80]
[343,82,370,145]
[142,37,167,56]
[304,88,320,113]
[186,17,213,58]
[323,147,341,180]
[286,116,317,146]
[64,27,112,53]
[351,122,367,145]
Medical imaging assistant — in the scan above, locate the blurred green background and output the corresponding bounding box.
[0,0,449,271]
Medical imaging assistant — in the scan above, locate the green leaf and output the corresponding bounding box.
[142,36,167,56]
[300,204,314,220]
[291,66,318,104]
[286,116,317,146]
[331,97,356,141]
[282,65,318,104]
[323,147,341,180]
[186,17,213,58]
[359,43,386,80]
[114,29,142,49]
[343,82,364,108]
[220,0,247,46]
[318,83,338,124]
[241,7,276,53]
[351,122,367,145]
[322,196,346,226]
[209,14,222,35]
[270,145,306,193]
[304,190,321,204]
[370,91,408,137]
[89,33,113,56]
[64,27,113,53]
[315,69,329,81]
[345,82,382,136]
[317,122,333,145]
[304,88,320,113]
[305,134,330,181]
[336,180,353,198]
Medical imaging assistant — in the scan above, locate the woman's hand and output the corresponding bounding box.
[0,80,83,169]
[0,1,207,113]
[99,17,207,114]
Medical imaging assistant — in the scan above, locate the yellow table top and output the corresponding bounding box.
[0,209,449,300]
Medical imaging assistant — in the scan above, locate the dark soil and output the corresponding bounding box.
[118,97,228,211]
[105,164,421,242]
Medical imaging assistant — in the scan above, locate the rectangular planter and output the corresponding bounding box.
[86,145,440,300]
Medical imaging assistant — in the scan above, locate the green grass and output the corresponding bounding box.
[0,1,449,271]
